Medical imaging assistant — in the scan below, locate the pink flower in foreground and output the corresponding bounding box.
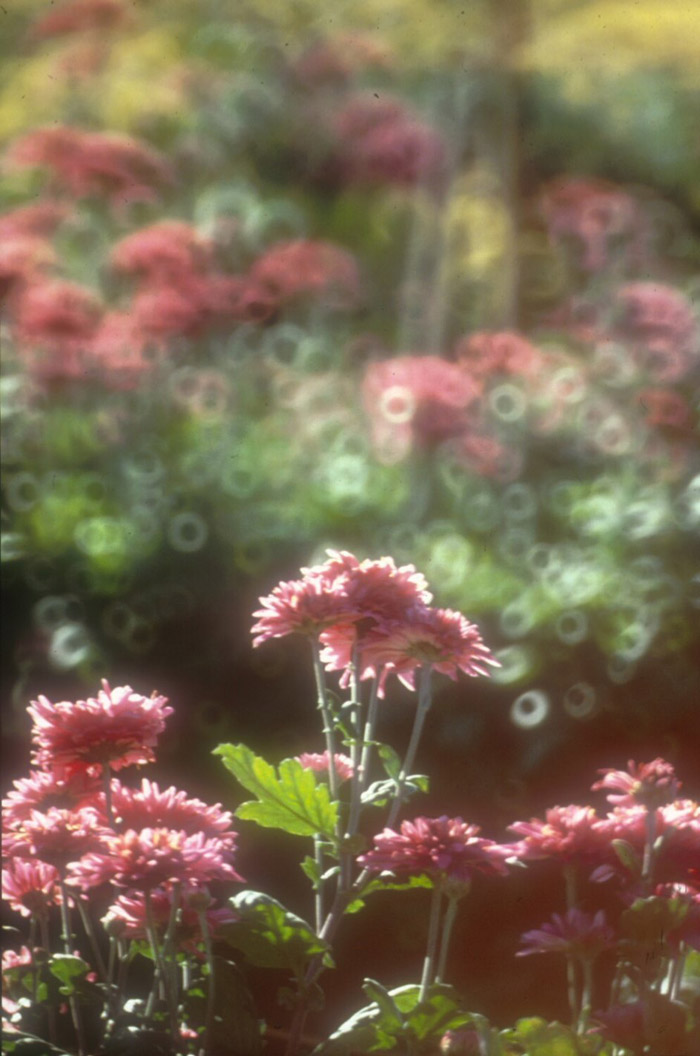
[251,239,361,310]
[358,816,509,882]
[592,758,680,809]
[4,806,108,868]
[517,908,615,960]
[508,805,608,866]
[28,680,173,777]
[322,606,499,693]
[108,779,237,849]
[296,751,354,783]
[2,858,61,917]
[103,886,237,953]
[68,827,243,890]
[2,769,100,828]
[251,574,353,646]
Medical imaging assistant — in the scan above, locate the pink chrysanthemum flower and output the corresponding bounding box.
[322,606,499,693]
[28,680,173,778]
[2,858,61,917]
[296,751,355,783]
[250,239,361,310]
[508,805,608,866]
[357,816,510,882]
[2,769,100,828]
[592,758,680,809]
[251,574,353,646]
[0,201,70,241]
[539,177,639,271]
[30,0,127,39]
[12,279,102,378]
[103,886,237,953]
[517,908,615,961]
[110,221,213,285]
[3,806,108,869]
[108,779,238,849]
[454,331,543,379]
[68,827,243,890]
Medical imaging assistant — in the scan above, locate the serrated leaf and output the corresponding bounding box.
[362,979,404,1031]
[377,744,402,780]
[360,777,428,807]
[301,855,322,887]
[220,891,332,977]
[48,954,89,995]
[513,1017,580,1056]
[215,743,339,838]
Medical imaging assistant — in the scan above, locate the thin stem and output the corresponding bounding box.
[198,908,216,1056]
[116,936,128,1016]
[102,768,116,829]
[346,645,365,841]
[76,896,108,981]
[40,913,58,1046]
[144,889,167,1019]
[58,876,87,1056]
[566,955,580,1030]
[314,835,324,933]
[420,880,444,1002]
[641,808,657,891]
[310,638,339,805]
[161,883,181,1047]
[387,666,433,829]
[358,674,382,794]
[578,958,594,1034]
[671,946,686,1001]
[435,894,460,983]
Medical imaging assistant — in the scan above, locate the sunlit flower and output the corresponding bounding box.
[68,827,243,890]
[103,886,237,953]
[296,751,355,783]
[517,908,615,960]
[508,805,608,866]
[28,680,173,778]
[3,806,108,868]
[358,816,510,882]
[322,606,499,693]
[251,574,353,646]
[592,758,680,809]
[251,239,361,309]
[2,858,61,917]
[108,779,238,849]
[2,769,100,828]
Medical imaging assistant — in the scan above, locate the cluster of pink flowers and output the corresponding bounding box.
[29,0,128,40]
[252,549,498,694]
[2,681,242,959]
[539,177,643,272]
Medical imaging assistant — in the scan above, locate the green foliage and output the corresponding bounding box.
[206,956,262,1056]
[1,1030,72,1055]
[47,954,91,996]
[503,1017,594,1056]
[220,890,332,976]
[314,982,482,1054]
[214,743,339,839]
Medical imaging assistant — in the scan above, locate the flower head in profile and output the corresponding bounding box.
[108,779,237,849]
[68,827,243,891]
[28,680,173,778]
[508,805,607,866]
[358,816,509,883]
[592,758,680,810]
[296,751,354,783]
[2,769,100,828]
[517,908,615,961]
[323,606,499,693]
[3,806,108,869]
[2,858,61,917]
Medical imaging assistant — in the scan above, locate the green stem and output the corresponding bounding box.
[161,883,181,1046]
[435,894,460,983]
[40,913,58,1046]
[342,645,364,889]
[578,958,594,1034]
[76,895,108,981]
[358,673,382,794]
[58,876,87,1056]
[671,946,686,1000]
[144,889,167,1019]
[420,879,444,1002]
[314,835,324,933]
[566,955,579,1030]
[387,666,432,829]
[103,767,116,829]
[641,808,657,891]
[311,638,339,806]
[197,908,216,1056]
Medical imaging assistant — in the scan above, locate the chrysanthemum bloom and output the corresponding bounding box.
[6,127,172,208]
[252,550,432,648]
[110,221,213,286]
[103,886,237,953]
[363,355,481,450]
[296,751,354,783]
[108,779,238,849]
[28,680,173,778]
[322,606,499,693]
[250,239,361,310]
[539,177,640,271]
[88,311,156,388]
[357,816,510,882]
[0,201,70,240]
[616,282,696,355]
[11,279,102,379]
[592,758,680,810]
[454,331,543,379]
[2,946,33,1018]
[68,827,243,890]
[0,237,56,303]
[2,858,61,917]
[293,32,391,86]
[638,388,692,431]
[3,806,108,869]
[30,0,127,39]
[517,908,615,960]
[2,769,100,828]
[508,805,609,867]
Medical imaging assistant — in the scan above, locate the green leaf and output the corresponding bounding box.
[220,890,332,977]
[512,1017,581,1056]
[48,954,89,995]
[2,1029,72,1055]
[611,839,642,875]
[377,744,402,780]
[301,855,322,887]
[214,743,339,838]
[361,874,435,896]
[360,776,429,807]
[361,979,404,1032]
